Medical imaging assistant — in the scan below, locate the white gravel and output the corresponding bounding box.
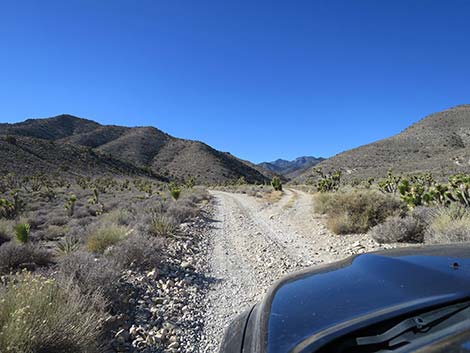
[198,189,404,352]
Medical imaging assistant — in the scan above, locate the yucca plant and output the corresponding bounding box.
[14,222,30,244]
[56,236,81,255]
[271,177,283,191]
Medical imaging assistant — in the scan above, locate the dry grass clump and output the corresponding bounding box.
[369,215,425,243]
[0,243,52,274]
[425,205,470,243]
[149,213,177,237]
[58,251,120,300]
[0,272,105,353]
[101,208,133,226]
[316,190,404,234]
[262,190,284,204]
[86,225,128,253]
[107,234,165,270]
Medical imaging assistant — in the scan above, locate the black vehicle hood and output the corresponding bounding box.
[238,244,470,353]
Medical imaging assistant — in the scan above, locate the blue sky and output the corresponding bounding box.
[1,1,469,163]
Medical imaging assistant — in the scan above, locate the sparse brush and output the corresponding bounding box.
[56,236,81,255]
[86,225,128,253]
[58,251,119,300]
[13,222,30,244]
[321,190,405,234]
[149,212,177,237]
[0,242,52,274]
[425,205,470,243]
[0,271,105,353]
[107,234,165,270]
[0,219,12,245]
[369,215,425,243]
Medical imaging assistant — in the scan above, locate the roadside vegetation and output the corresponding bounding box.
[311,169,470,244]
[0,173,210,352]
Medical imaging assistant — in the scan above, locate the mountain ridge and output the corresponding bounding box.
[294,105,470,183]
[0,115,272,184]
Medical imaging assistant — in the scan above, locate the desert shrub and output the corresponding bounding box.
[49,215,68,226]
[369,215,425,243]
[58,251,119,300]
[149,213,177,237]
[4,135,16,145]
[107,234,165,270]
[0,272,105,353]
[86,225,128,253]
[313,192,337,214]
[102,208,133,226]
[13,223,30,244]
[44,225,69,241]
[0,220,12,245]
[166,202,198,223]
[425,205,470,243]
[0,243,52,274]
[321,191,405,234]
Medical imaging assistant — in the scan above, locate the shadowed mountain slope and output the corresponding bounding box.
[0,115,270,184]
[259,156,324,179]
[295,105,470,183]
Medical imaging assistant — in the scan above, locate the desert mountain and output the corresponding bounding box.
[295,105,470,183]
[0,115,271,184]
[259,156,324,179]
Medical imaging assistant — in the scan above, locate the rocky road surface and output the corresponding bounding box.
[198,189,402,352]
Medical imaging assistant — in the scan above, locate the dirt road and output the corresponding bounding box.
[198,189,396,352]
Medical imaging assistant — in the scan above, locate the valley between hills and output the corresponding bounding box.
[0,105,470,352]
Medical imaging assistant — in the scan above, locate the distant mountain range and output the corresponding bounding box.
[258,156,324,179]
[295,104,470,183]
[0,115,272,184]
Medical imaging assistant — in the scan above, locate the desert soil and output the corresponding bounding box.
[198,189,402,352]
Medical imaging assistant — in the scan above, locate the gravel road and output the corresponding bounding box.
[198,189,402,352]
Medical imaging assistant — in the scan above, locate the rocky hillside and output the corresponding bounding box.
[295,105,470,183]
[0,115,270,184]
[259,156,324,179]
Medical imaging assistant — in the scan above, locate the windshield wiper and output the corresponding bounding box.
[355,301,470,347]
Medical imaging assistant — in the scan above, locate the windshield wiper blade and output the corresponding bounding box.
[355,301,470,346]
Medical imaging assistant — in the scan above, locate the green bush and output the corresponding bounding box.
[318,190,404,234]
[426,205,470,243]
[0,272,104,353]
[13,223,30,244]
[170,186,181,200]
[271,177,283,191]
[86,225,128,253]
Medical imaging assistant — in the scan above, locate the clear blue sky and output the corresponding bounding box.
[1,1,469,163]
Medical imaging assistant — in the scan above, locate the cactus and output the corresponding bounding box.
[447,174,470,207]
[315,169,341,193]
[271,177,283,191]
[65,194,77,217]
[378,170,401,194]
